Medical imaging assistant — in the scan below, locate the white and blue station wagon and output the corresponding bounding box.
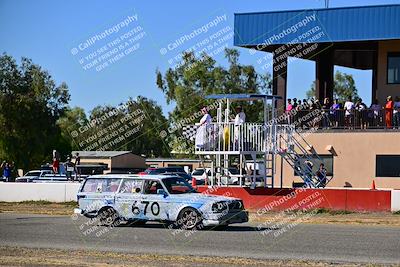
[74,174,248,230]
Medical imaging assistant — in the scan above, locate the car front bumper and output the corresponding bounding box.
[73,208,83,214]
[202,210,249,226]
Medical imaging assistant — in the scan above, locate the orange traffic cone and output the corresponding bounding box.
[192,177,197,187]
[371,180,376,190]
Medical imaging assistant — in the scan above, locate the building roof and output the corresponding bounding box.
[72,151,132,158]
[234,4,400,48]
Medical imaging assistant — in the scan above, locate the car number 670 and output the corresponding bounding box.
[141,201,160,216]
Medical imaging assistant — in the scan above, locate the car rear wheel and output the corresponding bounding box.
[98,207,119,227]
[177,207,202,230]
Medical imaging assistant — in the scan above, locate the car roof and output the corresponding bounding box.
[86,174,179,180]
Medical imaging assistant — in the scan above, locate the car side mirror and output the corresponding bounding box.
[157,189,168,197]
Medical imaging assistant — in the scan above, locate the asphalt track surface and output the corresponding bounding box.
[0,213,399,265]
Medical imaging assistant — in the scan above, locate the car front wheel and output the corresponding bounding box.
[177,207,202,230]
[98,207,119,227]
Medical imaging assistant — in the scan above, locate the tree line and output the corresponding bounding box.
[0,48,358,171]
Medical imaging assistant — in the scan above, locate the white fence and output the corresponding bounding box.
[0,183,81,202]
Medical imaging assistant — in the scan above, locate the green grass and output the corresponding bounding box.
[19,200,52,205]
[393,210,400,215]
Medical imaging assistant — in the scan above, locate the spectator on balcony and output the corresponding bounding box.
[321,98,330,129]
[234,106,246,126]
[385,96,394,129]
[195,107,212,149]
[330,99,341,128]
[393,96,400,129]
[355,98,368,129]
[344,96,355,129]
[234,106,246,149]
[369,99,382,127]
[286,99,293,124]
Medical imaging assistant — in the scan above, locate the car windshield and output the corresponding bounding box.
[25,171,41,176]
[162,177,197,194]
[192,169,204,175]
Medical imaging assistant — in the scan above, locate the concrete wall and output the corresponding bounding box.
[275,131,400,189]
[197,186,392,212]
[376,40,400,105]
[0,183,81,202]
[391,190,400,212]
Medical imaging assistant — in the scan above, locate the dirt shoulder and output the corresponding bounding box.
[0,246,389,267]
[0,201,399,226]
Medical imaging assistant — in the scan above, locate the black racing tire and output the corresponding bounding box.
[176,207,203,230]
[97,207,120,227]
[213,224,229,231]
[126,219,147,226]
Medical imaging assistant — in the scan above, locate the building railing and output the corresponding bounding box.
[286,109,400,130]
[194,122,295,153]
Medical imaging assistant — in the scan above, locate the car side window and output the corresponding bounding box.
[82,178,121,193]
[119,179,143,194]
[143,180,163,194]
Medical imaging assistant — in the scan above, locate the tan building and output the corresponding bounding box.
[275,132,400,189]
[231,4,400,189]
[145,158,207,173]
[72,151,146,173]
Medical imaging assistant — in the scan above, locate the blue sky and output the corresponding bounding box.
[1,0,399,115]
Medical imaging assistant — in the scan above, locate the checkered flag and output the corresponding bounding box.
[182,125,198,141]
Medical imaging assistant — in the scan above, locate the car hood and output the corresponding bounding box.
[168,192,240,204]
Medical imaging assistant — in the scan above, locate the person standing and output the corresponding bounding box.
[370,99,382,127]
[74,152,81,181]
[52,150,60,174]
[344,96,355,129]
[316,163,327,188]
[355,98,367,129]
[233,106,246,150]
[64,156,75,181]
[1,161,11,182]
[321,98,330,129]
[385,96,394,129]
[393,96,400,129]
[330,99,341,128]
[195,107,212,149]
[286,99,293,124]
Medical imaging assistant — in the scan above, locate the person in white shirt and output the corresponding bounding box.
[195,107,212,149]
[234,106,246,126]
[234,106,246,149]
[344,96,355,129]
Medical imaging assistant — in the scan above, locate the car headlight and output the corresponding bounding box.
[211,201,229,213]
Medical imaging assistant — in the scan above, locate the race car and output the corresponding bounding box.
[74,174,248,230]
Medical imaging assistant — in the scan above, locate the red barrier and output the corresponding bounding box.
[197,186,391,212]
